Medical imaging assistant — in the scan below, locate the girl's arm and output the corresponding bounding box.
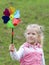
[42,50,46,65]
[9,46,24,61]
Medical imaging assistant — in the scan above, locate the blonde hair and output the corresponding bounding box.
[24,24,44,47]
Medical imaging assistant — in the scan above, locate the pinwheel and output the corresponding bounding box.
[2,7,21,43]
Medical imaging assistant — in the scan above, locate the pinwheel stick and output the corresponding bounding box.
[12,28,14,43]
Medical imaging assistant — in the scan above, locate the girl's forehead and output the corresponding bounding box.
[26,28,37,33]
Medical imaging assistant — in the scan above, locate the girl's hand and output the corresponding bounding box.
[9,44,15,52]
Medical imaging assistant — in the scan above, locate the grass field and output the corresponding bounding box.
[0,0,49,65]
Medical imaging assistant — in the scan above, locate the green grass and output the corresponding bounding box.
[0,0,49,65]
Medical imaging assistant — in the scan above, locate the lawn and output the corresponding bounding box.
[0,0,49,65]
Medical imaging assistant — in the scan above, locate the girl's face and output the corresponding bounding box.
[25,29,39,44]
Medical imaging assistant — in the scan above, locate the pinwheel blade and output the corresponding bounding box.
[7,20,14,28]
[12,18,21,26]
[2,16,10,24]
[14,10,20,18]
[3,8,10,16]
[9,7,15,15]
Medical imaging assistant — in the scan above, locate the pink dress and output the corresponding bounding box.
[20,42,42,65]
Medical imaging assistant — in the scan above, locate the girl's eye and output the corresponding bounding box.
[32,33,35,35]
[27,32,36,35]
[27,33,30,35]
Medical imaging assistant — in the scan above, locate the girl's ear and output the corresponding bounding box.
[37,35,41,43]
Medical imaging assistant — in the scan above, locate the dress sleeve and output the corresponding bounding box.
[10,46,24,61]
[42,50,46,65]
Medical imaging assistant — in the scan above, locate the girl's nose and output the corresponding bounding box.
[30,34,33,36]
[29,34,33,38]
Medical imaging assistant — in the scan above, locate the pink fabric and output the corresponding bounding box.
[20,42,42,65]
[22,42,42,48]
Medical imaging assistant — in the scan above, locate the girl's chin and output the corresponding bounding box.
[27,41,35,44]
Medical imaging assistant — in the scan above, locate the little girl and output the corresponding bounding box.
[9,24,46,65]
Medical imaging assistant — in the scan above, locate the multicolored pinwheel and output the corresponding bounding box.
[2,7,21,43]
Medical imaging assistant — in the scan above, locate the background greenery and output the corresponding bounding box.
[0,0,49,65]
